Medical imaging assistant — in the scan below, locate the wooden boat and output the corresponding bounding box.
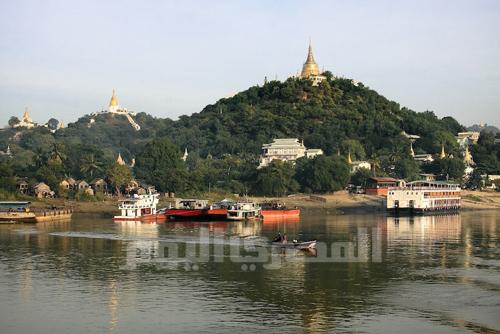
[271,240,317,250]
[0,201,72,223]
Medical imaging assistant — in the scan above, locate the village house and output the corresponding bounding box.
[16,179,29,195]
[32,182,54,198]
[90,178,108,193]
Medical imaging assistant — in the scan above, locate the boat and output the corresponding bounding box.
[271,240,317,249]
[0,201,73,223]
[166,199,236,220]
[260,201,300,218]
[113,189,165,221]
[166,199,210,220]
[226,202,262,221]
[386,181,461,215]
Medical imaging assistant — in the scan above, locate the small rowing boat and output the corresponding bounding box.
[272,240,316,250]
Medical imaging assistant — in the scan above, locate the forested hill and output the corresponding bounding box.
[2,75,466,172]
[166,75,464,159]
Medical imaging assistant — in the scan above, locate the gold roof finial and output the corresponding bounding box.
[301,40,320,77]
[347,151,353,164]
[440,144,446,159]
[109,89,118,107]
[410,142,415,157]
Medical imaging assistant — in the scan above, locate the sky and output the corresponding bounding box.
[0,0,499,127]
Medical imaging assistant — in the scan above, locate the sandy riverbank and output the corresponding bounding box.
[29,190,500,215]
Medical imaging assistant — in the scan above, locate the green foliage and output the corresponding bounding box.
[108,163,132,195]
[252,160,298,196]
[134,137,186,192]
[424,157,465,182]
[295,155,350,193]
[394,159,420,181]
[350,168,372,186]
[8,116,19,127]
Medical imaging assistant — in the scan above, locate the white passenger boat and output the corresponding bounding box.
[226,202,262,220]
[113,190,165,221]
[386,181,461,215]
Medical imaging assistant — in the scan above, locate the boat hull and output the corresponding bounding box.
[113,213,167,221]
[272,240,317,249]
[166,209,229,221]
[261,209,300,217]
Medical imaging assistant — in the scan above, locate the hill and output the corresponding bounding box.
[4,75,498,197]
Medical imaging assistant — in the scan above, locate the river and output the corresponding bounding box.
[0,210,498,333]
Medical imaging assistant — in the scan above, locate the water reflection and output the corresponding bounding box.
[0,211,498,333]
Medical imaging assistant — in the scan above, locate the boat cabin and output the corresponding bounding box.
[365,177,401,196]
[0,201,31,213]
[174,199,209,210]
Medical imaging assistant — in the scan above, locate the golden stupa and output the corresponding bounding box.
[440,144,446,159]
[347,151,353,164]
[109,89,118,107]
[116,153,125,165]
[463,145,474,165]
[301,43,320,77]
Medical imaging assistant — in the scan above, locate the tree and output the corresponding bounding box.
[108,163,132,196]
[80,154,103,179]
[252,160,298,196]
[134,137,185,192]
[424,157,465,181]
[350,168,372,186]
[295,156,350,193]
[394,159,420,181]
[341,139,366,161]
[47,118,59,131]
[8,116,19,128]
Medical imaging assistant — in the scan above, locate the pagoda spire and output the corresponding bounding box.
[440,144,446,159]
[116,153,125,165]
[347,151,353,164]
[410,142,415,157]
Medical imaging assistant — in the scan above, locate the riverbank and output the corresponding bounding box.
[28,190,500,215]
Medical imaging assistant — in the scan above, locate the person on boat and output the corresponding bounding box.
[282,234,288,244]
[273,232,282,242]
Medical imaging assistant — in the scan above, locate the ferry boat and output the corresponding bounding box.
[0,201,73,223]
[113,190,164,221]
[226,202,262,221]
[386,181,461,215]
[260,201,300,218]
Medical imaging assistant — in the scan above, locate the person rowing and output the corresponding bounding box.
[272,232,282,242]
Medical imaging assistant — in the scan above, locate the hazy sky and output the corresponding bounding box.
[1,0,499,127]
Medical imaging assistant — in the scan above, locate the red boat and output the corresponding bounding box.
[166,199,230,220]
[260,202,300,218]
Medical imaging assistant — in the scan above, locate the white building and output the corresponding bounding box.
[258,138,323,168]
[456,132,480,148]
[104,90,141,131]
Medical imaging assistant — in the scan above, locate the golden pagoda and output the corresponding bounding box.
[463,145,474,165]
[109,89,118,107]
[440,144,446,159]
[116,153,125,166]
[347,151,353,164]
[301,42,320,77]
[410,142,415,157]
[22,108,32,123]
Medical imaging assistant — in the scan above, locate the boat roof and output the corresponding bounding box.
[0,201,31,205]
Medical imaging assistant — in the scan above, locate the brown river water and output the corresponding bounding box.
[0,210,499,333]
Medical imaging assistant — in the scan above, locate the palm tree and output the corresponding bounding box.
[369,153,381,177]
[50,143,66,162]
[80,154,102,178]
